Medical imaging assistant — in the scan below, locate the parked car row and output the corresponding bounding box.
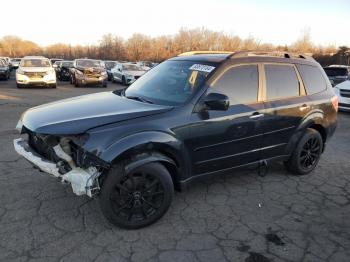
[0,58,11,79]
[0,57,22,70]
[53,59,155,86]
[323,65,350,86]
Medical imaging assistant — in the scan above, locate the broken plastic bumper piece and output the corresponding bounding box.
[13,138,100,197]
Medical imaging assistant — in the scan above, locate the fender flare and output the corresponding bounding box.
[99,131,190,181]
[285,109,325,155]
[124,152,176,174]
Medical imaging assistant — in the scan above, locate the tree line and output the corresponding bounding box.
[0,28,349,66]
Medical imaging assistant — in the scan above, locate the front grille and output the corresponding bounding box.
[339,103,350,108]
[340,89,350,98]
[85,73,100,78]
[83,69,101,78]
[25,72,46,78]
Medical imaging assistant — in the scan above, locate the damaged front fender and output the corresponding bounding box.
[14,138,102,197]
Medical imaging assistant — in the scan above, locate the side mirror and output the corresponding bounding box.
[204,92,229,111]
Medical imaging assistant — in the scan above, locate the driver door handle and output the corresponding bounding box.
[249,112,264,119]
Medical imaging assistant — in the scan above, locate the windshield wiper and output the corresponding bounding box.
[125,95,154,104]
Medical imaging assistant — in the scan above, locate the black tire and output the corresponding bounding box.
[122,76,127,86]
[16,83,23,88]
[50,83,57,89]
[99,162,174,229]
[74,78,79,87]
[284,128,323,175]
[102,81,107,88]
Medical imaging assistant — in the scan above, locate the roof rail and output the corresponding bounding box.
[178,51,234,56]
[228,50,315,61]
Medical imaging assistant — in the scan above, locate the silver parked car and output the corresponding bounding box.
[111,63,147,85]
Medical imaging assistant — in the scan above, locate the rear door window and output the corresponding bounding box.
[210,64,259,105]
[265,64,299,100]
[297,65,327,94]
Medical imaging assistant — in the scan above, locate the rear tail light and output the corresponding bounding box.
[331,95,339,112]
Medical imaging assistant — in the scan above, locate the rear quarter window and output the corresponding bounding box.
[297,64,327,95]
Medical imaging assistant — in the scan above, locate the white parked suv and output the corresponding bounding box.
[16,56,57,88]
[111,63,146,85]
[334,80,350,111]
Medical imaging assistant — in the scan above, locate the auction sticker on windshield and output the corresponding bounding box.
[189,64,215,73]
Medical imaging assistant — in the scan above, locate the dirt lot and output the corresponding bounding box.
[0,74,350,262]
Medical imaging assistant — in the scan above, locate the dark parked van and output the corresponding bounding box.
[14,51,338,228]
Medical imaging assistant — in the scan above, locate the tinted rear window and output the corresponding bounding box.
[297,65,327,95]
[211,65,259,105]
[324,68,348,77]
[265,64,299,100]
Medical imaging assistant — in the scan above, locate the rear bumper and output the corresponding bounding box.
[13,138,99,197]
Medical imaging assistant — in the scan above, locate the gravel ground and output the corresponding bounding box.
[0,74,350,262]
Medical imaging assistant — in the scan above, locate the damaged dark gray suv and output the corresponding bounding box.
[14,51,338,228]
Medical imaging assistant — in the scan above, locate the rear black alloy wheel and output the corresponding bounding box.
[99,162,174,229]
[299,137,321,169]
[285,128,323,175]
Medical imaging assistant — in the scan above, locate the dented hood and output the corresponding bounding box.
[21,91,172,135]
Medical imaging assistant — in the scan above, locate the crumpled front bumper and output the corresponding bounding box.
[13,138,99,197]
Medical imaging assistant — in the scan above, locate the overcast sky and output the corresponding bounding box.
[2,0,349,47]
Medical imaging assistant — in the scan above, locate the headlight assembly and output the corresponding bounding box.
[75,70,83,75]
[17,69,25,75]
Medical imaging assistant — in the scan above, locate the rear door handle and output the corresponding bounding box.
[249,112,264,119]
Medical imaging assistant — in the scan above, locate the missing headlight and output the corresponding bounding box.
[70,142,110,170]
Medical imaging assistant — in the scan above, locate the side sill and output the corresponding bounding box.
[179,155,290,191]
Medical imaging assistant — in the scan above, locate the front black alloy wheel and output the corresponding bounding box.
[99,162,174,229]
[285,128,323,175]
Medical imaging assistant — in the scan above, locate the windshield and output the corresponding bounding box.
[124,60,216,106]
[11,59,21,62]
[62,61,73,67]
[20,59,51,67]
[105,61,117,69]
[324,68,348,77]
[76,59,102,68]
[123,64,143,71]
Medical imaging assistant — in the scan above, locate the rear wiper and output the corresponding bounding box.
[125,95,154,104]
